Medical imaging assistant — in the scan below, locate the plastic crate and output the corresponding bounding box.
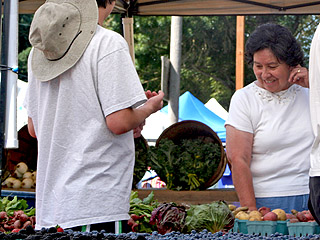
[287,221,316,237]
[246,221,277,236]
[233,219,248,234]
[231,219,238,232]
[276,220,289,235]
[314,222,320,234]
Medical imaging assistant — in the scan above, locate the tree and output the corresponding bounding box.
[18,15,33,82]
[18,14,320,109]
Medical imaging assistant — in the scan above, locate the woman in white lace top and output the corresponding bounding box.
[225,23,313,213]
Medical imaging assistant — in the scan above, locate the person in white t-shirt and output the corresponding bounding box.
[306,23,320,225]
[225,23,313,213]
[24,0,164,232]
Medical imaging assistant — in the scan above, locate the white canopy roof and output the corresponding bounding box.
[16,0,320,15]
[205,98,229,121]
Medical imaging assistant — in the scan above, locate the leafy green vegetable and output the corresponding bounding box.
[185,200,234,233]
[25,207,36,217]
[0,196,34,217]
[128,191,159,233]
[148,137,222,190]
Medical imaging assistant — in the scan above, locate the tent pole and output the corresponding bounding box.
[122,17,135,64]
[168,16,182,124]
[0,0,2,55]
[5,0,19,149]
[0,0,11,189]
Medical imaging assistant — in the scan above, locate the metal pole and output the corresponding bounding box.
[0,0,11,189]
[168,16,182,124]
[0,0,2,55]
[5,0,19,149]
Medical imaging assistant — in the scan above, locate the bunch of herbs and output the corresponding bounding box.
[148,137,222,190]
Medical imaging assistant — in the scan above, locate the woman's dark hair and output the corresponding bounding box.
[245,23,305,67]
[96,0,116,8]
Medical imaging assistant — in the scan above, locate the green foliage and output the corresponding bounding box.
[148,138,222,190]
[18,14,33,82]
[17,14,320,109]
[185,200,234,233]
[18,15,32,52]
[0,196,34,217]
[181,16,237,101]
[133,16,171,91]
[18,47,31,82]
[129,191,159,233]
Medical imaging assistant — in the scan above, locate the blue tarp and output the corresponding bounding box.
[161,91,226,142]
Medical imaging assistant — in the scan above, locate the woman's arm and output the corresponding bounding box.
[226,125,256,210]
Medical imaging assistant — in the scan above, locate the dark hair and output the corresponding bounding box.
[245,23,304,67]
[96,0,115,8]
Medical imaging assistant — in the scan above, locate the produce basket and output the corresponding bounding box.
[246,221,277,236]
[232,219,248,234]
[4,125,37,176]
[276,220,289,235]
[287,221,317,237]
[151,120,226,190]
[315,223,320,234]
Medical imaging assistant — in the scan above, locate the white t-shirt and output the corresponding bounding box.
[225,82,313,198]
[24,25,147,229]
[309,24,320,177]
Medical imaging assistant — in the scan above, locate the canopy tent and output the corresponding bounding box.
[15,0,320,15]
[142,92,226,143]
[141,111,171,144]
[205,98,229,121]
[17,80,28,131]
[161,91,226,142]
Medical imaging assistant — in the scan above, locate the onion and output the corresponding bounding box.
[23,172,33,179]
[16,162,28,174]
[21,178,34,189]
[12,179,22,189]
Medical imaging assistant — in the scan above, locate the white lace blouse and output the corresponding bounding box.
[225,82,314,198]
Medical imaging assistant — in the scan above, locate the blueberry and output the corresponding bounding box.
[47,226,57,233]
[25,225,36,234]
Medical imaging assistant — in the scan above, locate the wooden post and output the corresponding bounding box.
[122,17,135,64]
[236,16,245,90]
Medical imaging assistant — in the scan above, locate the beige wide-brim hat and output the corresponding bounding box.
[29,0,98,82]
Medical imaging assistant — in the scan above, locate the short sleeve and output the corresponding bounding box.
[97,45,146,117]
[225,88,254,133]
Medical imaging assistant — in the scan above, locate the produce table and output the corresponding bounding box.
[137,188,239,206]
[0,188,239,208]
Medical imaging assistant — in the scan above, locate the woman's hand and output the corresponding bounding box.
[288,65,309,88]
